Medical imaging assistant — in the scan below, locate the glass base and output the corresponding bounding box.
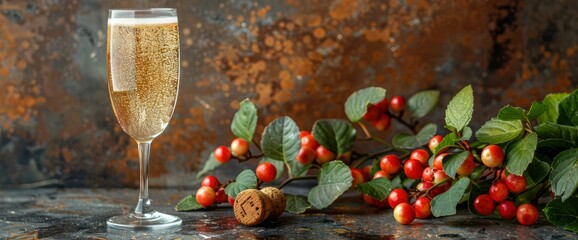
[107,210,182,230]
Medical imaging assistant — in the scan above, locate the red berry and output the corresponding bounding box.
[390,96,406,112]
[501,169,508,180]
[393,203,415,225]
[505,174,527,193]
[375,97,389,111]
[228,196,235,206]
[299,130,310,139]
[421,181,434,190]
[216,187,228,203]
[433,153,448,171]
[373,170,391,180]
[230,138,249,157]
[372,197,389,208]
[474,194,495,216]
[489,181,509,202]
[414,197,432,219]
[428,135,444,153]
[196,186,216,207]
[498,201,517,220]
[416,182,427,191]
[516,203,538,226]
[301,134,319,149]
[404,159,424,179]
[351,168,365,188]
[372,114,391,131]
[201,175,220,191]
[388,188,409,208]
[456,153,475,176]
[422,167,434,182]
[362,194,388,208]
[410,149,430,165]
[315,145,336,164]
[256,162,277,183]
[363,105,381,122]
[361,165,372,182]
[296,146,316,165]
[481,144,504,168]
[380,154,401,174]
[429,185,446,198]
[214,146,232,163]
[433,170,449,184]
[362,193,375,206]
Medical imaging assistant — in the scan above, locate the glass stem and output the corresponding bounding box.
[133,140,154,218]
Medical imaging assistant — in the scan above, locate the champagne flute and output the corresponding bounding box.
[106,8,181,230]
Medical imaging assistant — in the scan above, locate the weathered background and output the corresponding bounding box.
[1,0,577,188]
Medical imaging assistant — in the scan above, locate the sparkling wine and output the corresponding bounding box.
[107,17,179,141]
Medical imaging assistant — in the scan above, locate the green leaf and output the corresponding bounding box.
[312,119,356,156]
[505,132,538,176]
[357,178,392,201]
[445,85,473,132]
[196,153,223,180]
[461,127,472,141]
[538,93,569,125]
[475,119,523,144]
[557,90,578,126]
[392,123,437,149]
[407,90,440,118]
[537,139,576,155]
[285,194,312,214]
[527,101,547,120]
[433,133,459,156]
[370,159,381,177]
[224,169,258,198]
[497,105,527,121]
[344,87,386,123]
[402,178,417,189]
[175,195,204,211]
[467,180,499,218]
[260,117,303,177]
[524,157,550,189]
[535,123,578,143]
[231,99,257,142]
[550,148,578,201]
[390,175,402,189]
[260,157,285,180]
[544,197,578,233]
[431,177,470,217]
[442,151,470,179]
[308,161,352,209]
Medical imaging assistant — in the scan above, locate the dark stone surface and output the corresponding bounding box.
[1,0,578,188]
[1,188,577,239]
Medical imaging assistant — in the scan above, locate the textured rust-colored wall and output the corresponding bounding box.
[1,0,577,187]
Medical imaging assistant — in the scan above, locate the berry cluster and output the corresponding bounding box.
[473,144,538,226]
[297,130,351,165]
[214,138,250,163]
[183,83,571,230]
[355,99,541,226]
[196,175,233,207]
[198,137,280,208]
[214,137,278,183]
[362,96,406,132]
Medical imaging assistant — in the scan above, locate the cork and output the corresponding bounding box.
[233,189,272,226]
[260,187,285,218]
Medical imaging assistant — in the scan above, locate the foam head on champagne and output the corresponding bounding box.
[108,16,178,25]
